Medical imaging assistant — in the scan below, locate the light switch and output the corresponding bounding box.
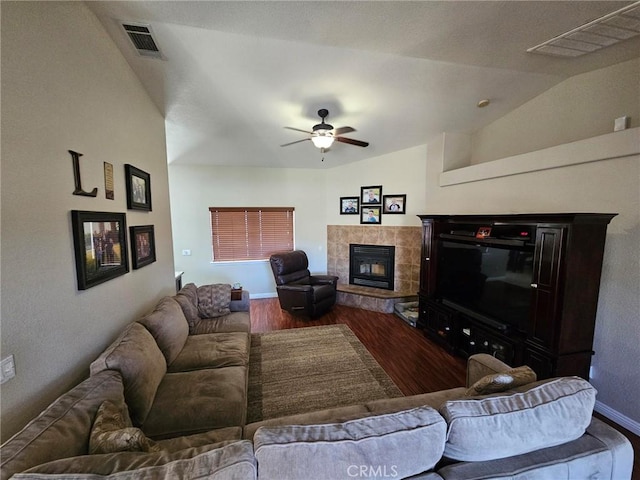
[181,249,191,256]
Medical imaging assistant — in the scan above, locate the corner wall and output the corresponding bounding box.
[1,2,175,441]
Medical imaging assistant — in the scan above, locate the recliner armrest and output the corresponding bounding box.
[309,275,339,286]
[277,284,313,293]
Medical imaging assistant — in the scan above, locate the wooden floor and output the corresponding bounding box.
[251,298,639,479]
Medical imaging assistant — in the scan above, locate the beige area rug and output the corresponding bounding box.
[247,324,403,423]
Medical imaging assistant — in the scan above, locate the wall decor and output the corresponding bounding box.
[125,164,152,211]
[130,225,156,269]
[361,185,382,205]
[340,197,359,215]
[361,206,381,225]
[69,150,98,197]
[382,194,406,214]
[71,210,129,290]
[104,162,114,200]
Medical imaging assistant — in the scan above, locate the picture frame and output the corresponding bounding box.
[340,196,359,215]
[382,194,407,214]
[361,185,382,205]
[71,210,129,290]
[130,225,156,269]
[125,164,152,211]
[476,226,492,238]
[360,206,381,225]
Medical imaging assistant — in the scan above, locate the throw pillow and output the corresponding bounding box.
[465,365,537,396]
[89,401,162,454]
[197,284,232,318]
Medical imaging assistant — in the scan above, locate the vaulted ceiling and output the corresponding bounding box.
[87,1,640,169]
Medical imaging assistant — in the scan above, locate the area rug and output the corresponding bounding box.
[247,324,403,423]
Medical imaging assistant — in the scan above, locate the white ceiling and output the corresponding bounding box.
[87,1,640,169]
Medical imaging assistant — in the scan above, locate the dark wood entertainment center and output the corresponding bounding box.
[417,213,617,380]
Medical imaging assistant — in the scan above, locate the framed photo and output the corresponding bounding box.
[361,185,382,205]
[125,164,152,211]
[71,210,129,290]
[476,226,492,238]
[383,194,406,214]
[360,206,381,225]
[340,196,359,215]
[130,225,156,269]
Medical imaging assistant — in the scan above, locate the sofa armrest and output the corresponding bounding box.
[466,354,512,387]
[229,290,250,312]
[586,417,634,480]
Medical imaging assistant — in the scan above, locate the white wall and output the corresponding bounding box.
[169,165,329,296]
[169,146,429,296]
[470,58,639,165]
[1,2,175,441]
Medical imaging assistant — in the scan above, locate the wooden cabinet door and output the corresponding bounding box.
[528,227,564,351]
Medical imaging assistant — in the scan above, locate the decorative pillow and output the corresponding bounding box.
[440,376,597,462]
[197,284,232,318]
[465,365,537,396]
[90,401,162,454]
[254,406,446,480]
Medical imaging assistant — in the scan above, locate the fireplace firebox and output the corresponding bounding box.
[349,244,395,290]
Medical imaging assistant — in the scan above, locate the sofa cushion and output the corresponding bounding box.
[142,367,248,439]
[0,371,125,480]
[253,406,446,480]
[90,401,161,454]
[90,323,167,426]
[197,284,231,318]
[168,333,249,372]
[440,376,597,462]
[191,312,251,335]
[174,283,199,330]
[138,297,189,365]
[12,440,256,480]
[464,365,537,396]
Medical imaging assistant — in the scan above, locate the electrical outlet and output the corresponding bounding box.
[614,116,628,132]
[181,249,191,256]
[1,355,16,384]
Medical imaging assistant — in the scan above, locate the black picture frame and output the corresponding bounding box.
[125,164,152,211]
[383,194,407,214]
[71,210,129,290]
[361,185,382,205]
[340,196,359,215]
[130,225,157,269]
[360,206,381,225]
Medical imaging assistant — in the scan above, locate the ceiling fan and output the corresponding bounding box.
[281,109,369,153]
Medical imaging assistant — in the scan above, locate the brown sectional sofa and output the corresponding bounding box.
[0,284,634,479]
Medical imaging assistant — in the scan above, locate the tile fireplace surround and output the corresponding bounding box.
[326,225,421,313]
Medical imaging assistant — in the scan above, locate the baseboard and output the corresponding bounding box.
[249,292,278,299]
[595,400,640,437]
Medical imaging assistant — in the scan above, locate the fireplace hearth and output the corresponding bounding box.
[349,244,395,290]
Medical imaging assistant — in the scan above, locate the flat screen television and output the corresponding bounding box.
[436,239,534,331]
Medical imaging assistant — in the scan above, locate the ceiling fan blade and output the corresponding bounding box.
[334,126,355,136]
[335,136,369,147]
[284,126,313,134]
[280,138,310,147]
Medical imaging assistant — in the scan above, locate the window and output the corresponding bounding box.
[209,207,294,262]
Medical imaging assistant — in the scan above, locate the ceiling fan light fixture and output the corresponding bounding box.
[311,132,335,149]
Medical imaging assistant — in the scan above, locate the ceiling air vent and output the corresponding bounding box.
[527,1,640,57]
[122,22,163,59]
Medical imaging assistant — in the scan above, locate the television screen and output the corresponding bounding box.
[437,240,534,330]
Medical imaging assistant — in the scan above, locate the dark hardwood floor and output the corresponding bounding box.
[251,298,638,479]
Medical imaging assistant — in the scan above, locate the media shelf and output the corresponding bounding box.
[418,213,617,380]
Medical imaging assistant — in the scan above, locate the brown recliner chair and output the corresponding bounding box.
[269,250,339,318]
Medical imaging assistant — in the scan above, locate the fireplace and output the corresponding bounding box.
[349,244,395,290]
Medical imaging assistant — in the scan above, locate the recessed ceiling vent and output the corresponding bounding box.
[121,22,163,59]
[527,1,640,57]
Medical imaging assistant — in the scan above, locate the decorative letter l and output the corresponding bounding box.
[69,150,98,197]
